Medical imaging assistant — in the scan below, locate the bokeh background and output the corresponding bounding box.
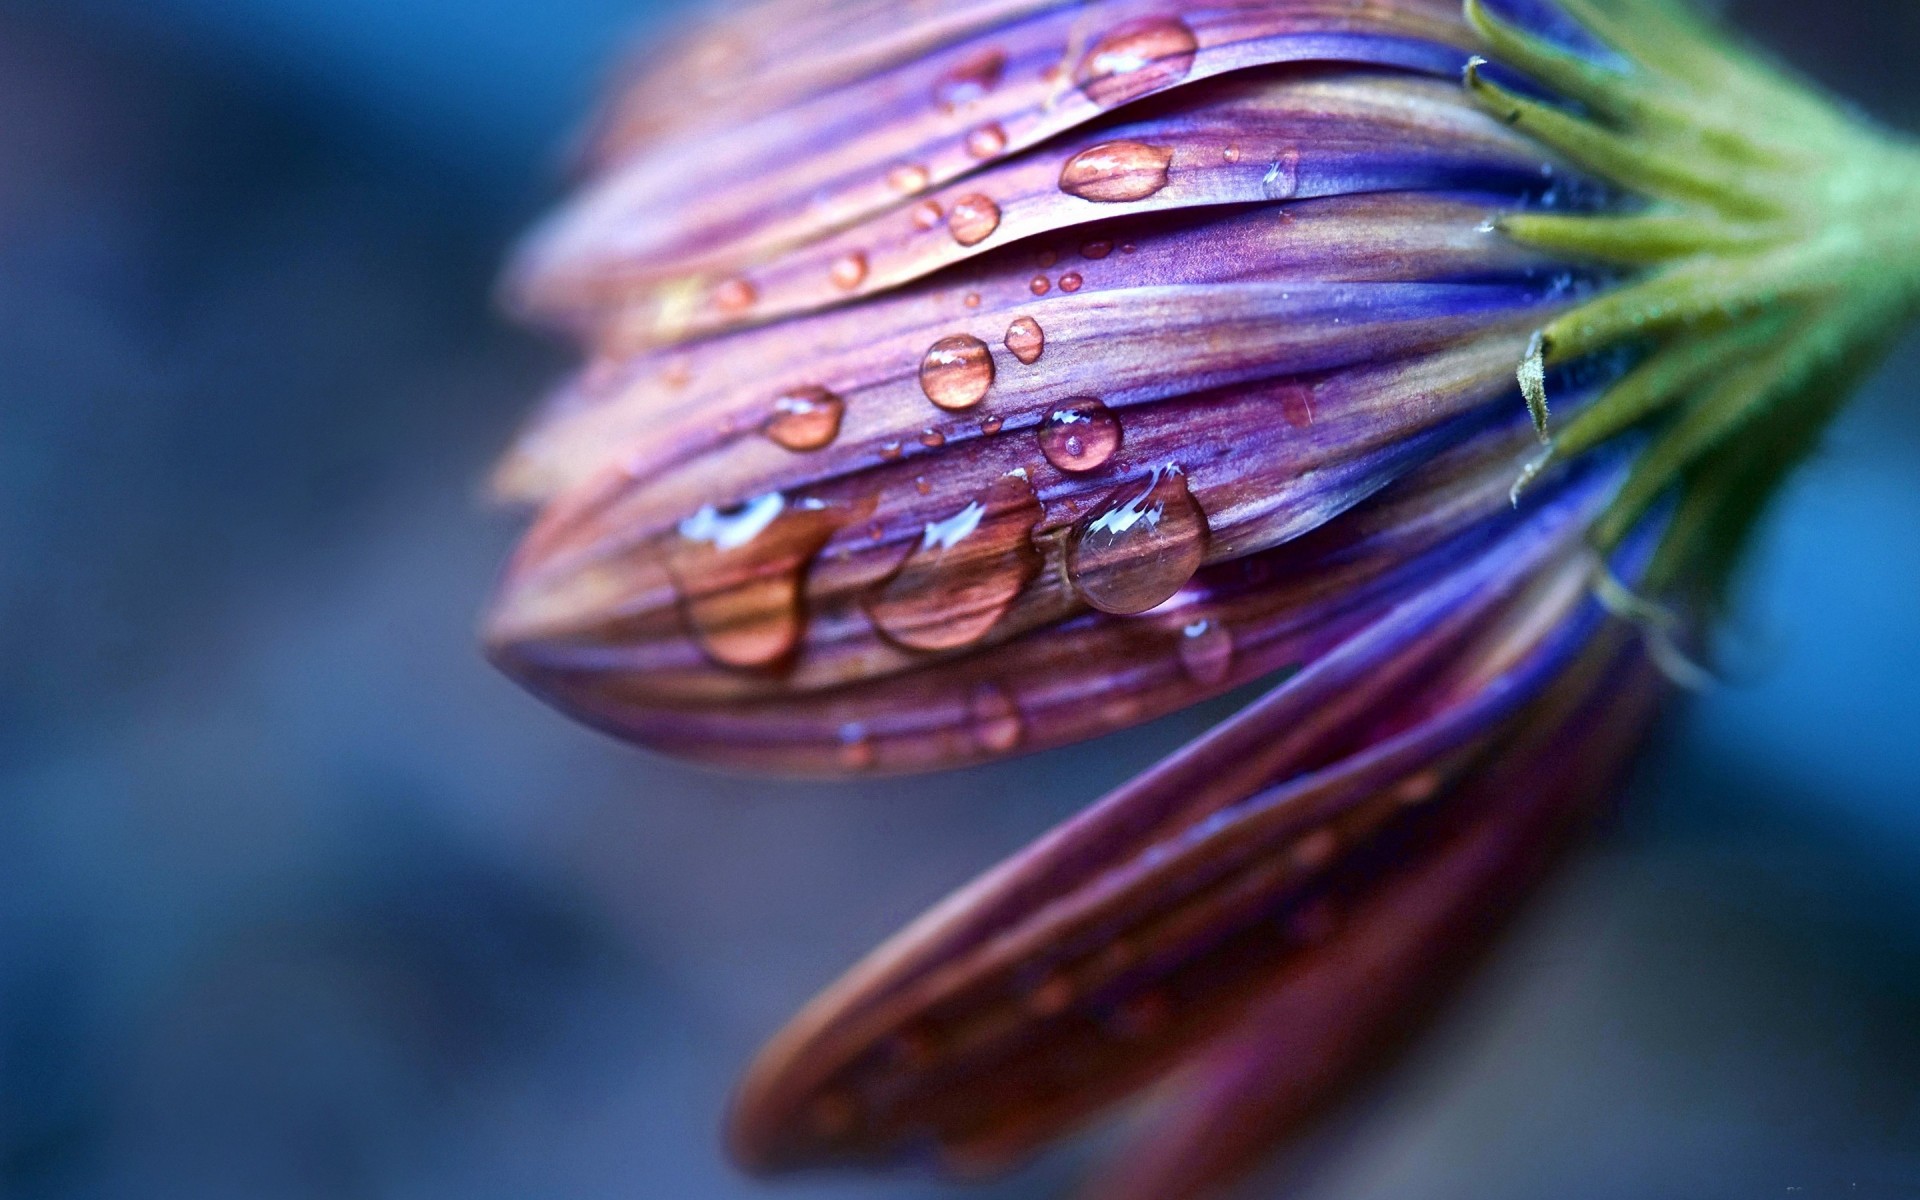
[2,1,1917,1197]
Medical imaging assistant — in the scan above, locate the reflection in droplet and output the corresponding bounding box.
[829,250,869,290]
[763,386,844,451]
[969,681,1025,753]
[948,193,1002,245]
[919,334,995,409]
[1262,148,1302,200]
[1074,17,1198,108]
[1066,465,1209,614]
[665,493,847,668]
[865,472,1043,651]
[965,122,1008,159]
[1004,316,1044,364]
[1059,141,1174,202]
[1037,399,1120,472]
[1178,618,1233,685]
[933,47,1007,113]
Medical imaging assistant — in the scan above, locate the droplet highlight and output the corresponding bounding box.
[947,193,1002,245]
[763,386,844,452]
[1037,399,1120,472]
[1004,316,1044,364]
[1066,465,1209,614]
[864,473,1043,652]
[919,334,995,410]
[1074,18,1198,109]
[1059,141,1173,202]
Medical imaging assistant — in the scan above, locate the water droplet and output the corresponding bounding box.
[888,163,931,194]
[979,415,1003,434]
[1059,141,1173,202]
[665,494,845,668]
[865,473,1043,651]
[836,724,877,770]
[713,276,757,312]
[1074,17,1198,108]
[829,250,869,290]
[1261,148,1301,200]
[947,194,1001,246]
[1279,383,1314,428]
[1291,828,1340,869]
[1120,242,1137,254]
[763,386,844,451]
[1080,239,1113,259]
[1066,465,1209,614]
[919,334,995,409]
[1223,143,1241,163]
[910,199,945,230]
[1178,618,1233,685]
[965,122,1008,159]
[1037,399,1120,472]
[879,442,904,461]
[919,428,946,448]
[1029,274,1051,296]
[1004,316,1044,364]
[1026,973,1075,1016]
[933,47,1006,113]
[1058,272,1082,293]
[914,477,933,496]
[963,291,982,308]
[968,681,1025,753]
[1037,249,1059,269]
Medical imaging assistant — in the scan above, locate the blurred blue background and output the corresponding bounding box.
[0,1,1915,1197]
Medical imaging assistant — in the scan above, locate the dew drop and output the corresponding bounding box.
[919,428,946,448]
[1278,383,1315,428]
[947,193,1002,246]
[919,334,995,409]
[763,386,844,451]
[1037,249,1059,269]
[879,442,904,461]
[963,291,982,308]
[910,199,945,230]
[865,472,1043,651]
[888,163,931,194]
[1004,316,1044,364]
[980,415,1003,434]
[1037,399,1120,472]
[664,494,846,668]
[1029,274,1051,296]
[1080,239,1113,259]
[1261,148,1302,201]
[933,47,1007,113]
[965,122,1008,159]
[1178,618,1233,685]
[968,681,1025,753]
[1066,465,1209,614]
[1074,17,1198,108]
[713,276,757,312]
[1059,141,1174,203]
[829,250,869,290]
[1223,143,1241,163]
[1058,272,1082,293]
[836,723,877,771]
[914,477,933,495]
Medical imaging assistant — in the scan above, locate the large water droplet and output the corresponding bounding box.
[933,47,1007,113]
[1059,141,1173,202]
[968,681,1025,753]
[864,472,1043,651]
[948,193,1002,245]
[664,493,846,668]
[1066,465,1209,614]
[919,334,995,409]
[1004,316,1044,364]
[1037,399,1120,472]
[1074,18,1198,109]
[763,386,844,451]
[1178,618,1234,685]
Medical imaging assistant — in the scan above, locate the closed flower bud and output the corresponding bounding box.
[482,0,1920,1195]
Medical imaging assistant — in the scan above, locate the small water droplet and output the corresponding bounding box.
[888,163,931,194]
[1066,465,1209,614]
[963,291,982,308]
[763,386,844,451]
[919,334,995,409]
[1074,17,1198,108]
[665,494,846,668]
[1058,272,1082,293]
[965,122,1008,158]
[865,473,1043,651]
[1004,316,1044,364]
[1029,274,1050,296]
[829,250,869,290]
[1080,239,1113,259]
[713,276,757,312]
[836,724,877,770]
[1037,249,1059,269]
[919,428,946,448]
[879,442,903,461]
[968,681,1025,752]
[914,477,933,495]
[1178,618,1233,685]
[1059,140,1173,202]
[933,47,1007,113]
[947,194,1002,245]
[1223,143,1241,163]
[980,415,1003,434]
[1120,242,1137,254]
[1261,148,1301,200]
[1279,383,1314,428]
[910,199,945,230]
[1037,399,1120,472]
